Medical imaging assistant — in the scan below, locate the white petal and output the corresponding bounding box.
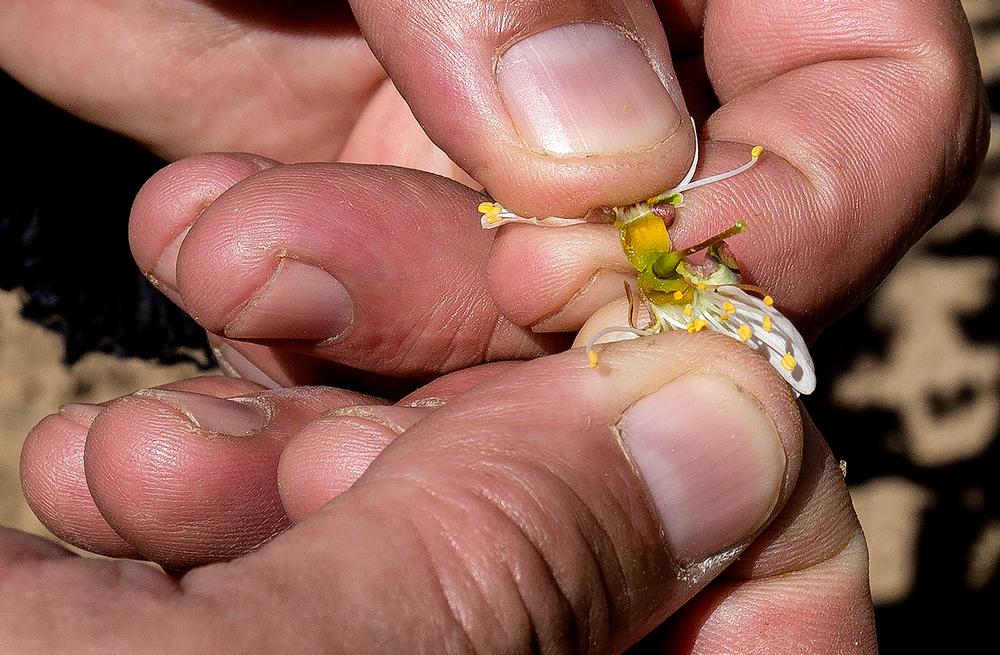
[481,215,587,230]
[649,302,691,332]
[714,287,816,395]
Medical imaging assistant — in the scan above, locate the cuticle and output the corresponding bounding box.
[57,405,103,430]
[133,389,274,437]
[325,407,406,435]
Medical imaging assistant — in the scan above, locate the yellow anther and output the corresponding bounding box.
[719,313,730,321]
[587,350,600,368]
[687,319,708,333]
[723,301,736,314]
[478,201,497,214]
[762,315,773,332]
[673,290,685,301]
[738,324,752,341]
[683,304,693,317]
[763,295,774,307]
[697,283,707,290]
[485,213,504,224]
[781,353,796,371]
[751,145,764,160]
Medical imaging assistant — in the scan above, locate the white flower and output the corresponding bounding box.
[585,283,815,396]
[476,124,817,396]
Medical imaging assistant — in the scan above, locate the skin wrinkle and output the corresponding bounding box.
[465,469,599,652]
[472,458,619,650]
[472,484,590,653]
[430,282,497,371]
[363,442,622,652]
[476,486,578,651]
[704,0,964,97]
[370,304,457,376]
[377,480,508,654]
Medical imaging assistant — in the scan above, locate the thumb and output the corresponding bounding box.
[192,333,804,651]
[349,0,696,218]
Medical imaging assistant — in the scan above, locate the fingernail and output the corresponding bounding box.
[532,269,634,333]
[58,403,103,428]
[136,389,269,436]
[618,374,786,563]
[497,22,680,156]
[224,259,354,341]
[209,338,282,390]
[148,226,191,304]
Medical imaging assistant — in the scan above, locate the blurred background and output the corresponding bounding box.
[1,2,997,651]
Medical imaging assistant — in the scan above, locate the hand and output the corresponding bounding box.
[13,336,875,652]
[13,0,972,389]
[7,0,987,650]
[3,2,987,399]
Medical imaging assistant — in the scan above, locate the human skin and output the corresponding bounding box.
[0,1,987,385]
[2,0,989,651]
[14,338,876,653]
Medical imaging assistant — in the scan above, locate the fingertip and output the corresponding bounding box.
[476,113,697,219]
[167,164,552,375]
[129,153,279,276]
[83,391,290,567]
[278,406,426,522]
[487,223,628,328]
[278,416,397,522]
[80,384,367,568]
[21,410,140,559]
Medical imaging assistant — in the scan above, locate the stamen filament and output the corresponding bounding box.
[585,326,656,368]
[681,222,748,255]
[667,148,762,196]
